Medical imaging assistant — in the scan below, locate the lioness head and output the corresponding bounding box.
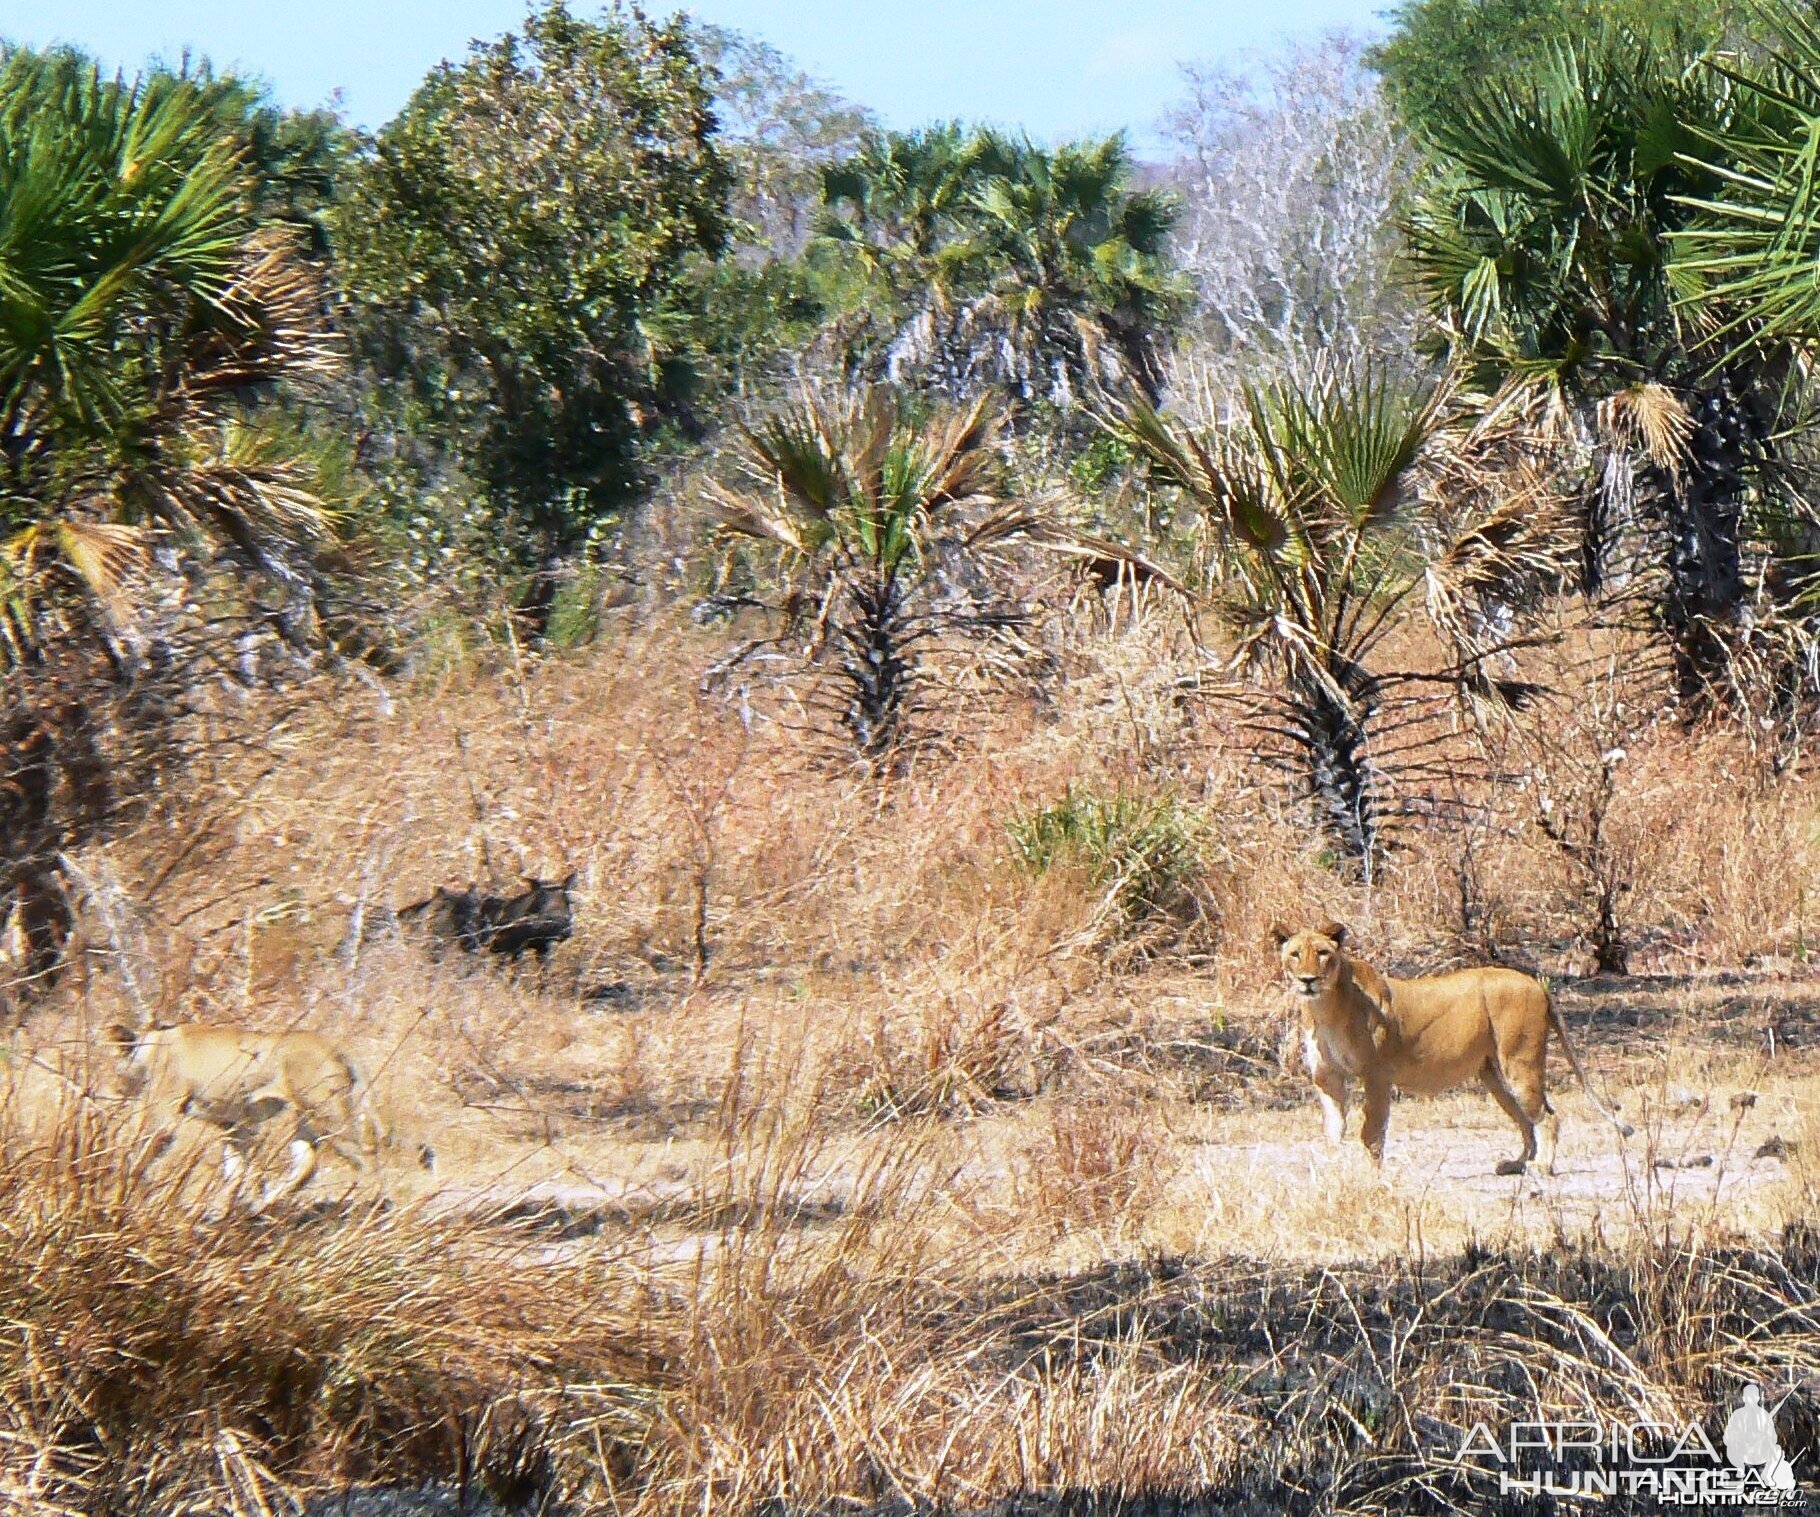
[1270,921,1348,999]
[105,1021,150,1093]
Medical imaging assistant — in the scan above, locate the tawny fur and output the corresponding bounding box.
[108,1022,425,1210]
[1271,921,1630,1175]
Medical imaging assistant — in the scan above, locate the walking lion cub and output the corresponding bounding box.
[108,1022,433,1212]
[1272,922,1630,1174]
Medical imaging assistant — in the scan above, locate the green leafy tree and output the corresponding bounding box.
[664,28,872,403]
[1403,31,1815,720]
[815,122,1005,381]
[819,124,1001,281]
[1372,0,1751,132]
[336,2,731,621]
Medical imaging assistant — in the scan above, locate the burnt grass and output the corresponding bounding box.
[424,1229,1820,1516]
[697,1238,1820,1517]
[941,1230,1820,1514]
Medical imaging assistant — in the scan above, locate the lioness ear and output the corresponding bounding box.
[1268,922,1291,948]
[1319,920,1348,946]
[104,1022,138,1056]
[560,870,577,890]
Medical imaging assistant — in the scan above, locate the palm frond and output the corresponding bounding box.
[1096,388,1292,555]
[1598,381,1692,474]
[1247,360,1446,530]
[1424,483,1574,647]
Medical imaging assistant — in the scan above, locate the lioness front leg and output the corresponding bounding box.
[252,1136,319,1215]
[1303,1029,1349,1143]
[1312,1068,1349,1144]
[1361,1078,1392,1166]
[209,1135,254,1220]
[244,1104,318,1215]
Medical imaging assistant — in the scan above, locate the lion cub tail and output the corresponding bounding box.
[1546,992,1634,1137]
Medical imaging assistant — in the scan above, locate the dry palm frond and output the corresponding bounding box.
[188,228,345,396]
[958,492,1072,554]
[1096,388,1293,554]
[2,520,149,602]
[916,391,1001,504]
[1424,480,1575,648]
[1,520,150,654]
[1039,530,1201,604]
[1480,373,1581,448]
[1599,382,1692,477]
[132,422,339,640]
[707,479,822,559]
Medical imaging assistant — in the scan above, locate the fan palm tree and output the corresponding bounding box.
[712,387,1053,768]
[818,124,1003,287]
[816,125,1012,392]
[816,129,1185,405]
[957,134,1186,404]
[1105,361,1560,870]
[1667,2,1820,350]
[0,47,341,664]
[0,47,341,991]
[1403,29,1814,720]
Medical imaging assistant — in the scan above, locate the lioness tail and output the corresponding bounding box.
[341,1052,386,1161]
[1547,992,1634,1137]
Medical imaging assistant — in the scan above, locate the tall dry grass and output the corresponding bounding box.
[3,597,1818,1511]
[6,1077,1820,1514]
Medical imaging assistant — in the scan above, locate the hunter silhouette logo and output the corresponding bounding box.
[1727,1385,1800,1495]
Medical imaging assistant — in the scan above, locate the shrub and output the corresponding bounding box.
[1007,788,1212,948]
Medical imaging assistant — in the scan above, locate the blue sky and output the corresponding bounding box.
[1,1,1388,153]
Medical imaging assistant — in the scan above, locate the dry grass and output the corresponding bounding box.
[7,1077,1820,1515]
[4,602,1820,1511]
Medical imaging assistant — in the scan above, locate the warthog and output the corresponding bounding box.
[394,885,489,954]
[396,871,577,962]
[479,872,577,961]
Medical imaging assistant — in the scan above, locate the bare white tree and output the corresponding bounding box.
[695,25,874,258]
[1162,33,1419,385]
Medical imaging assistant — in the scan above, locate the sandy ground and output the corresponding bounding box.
[12,964,1816,1273]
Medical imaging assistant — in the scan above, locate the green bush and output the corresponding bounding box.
[1006,788,1208,939]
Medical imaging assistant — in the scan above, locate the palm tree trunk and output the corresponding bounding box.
[1289,677,1383,873]
[1655,372,1774,716]
[1659,451,1746,716]
[837,576,912,767]
[1,696,100,994]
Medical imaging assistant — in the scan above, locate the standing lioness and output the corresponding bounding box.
[1272,922,1630,1174]
[108,1022,432,1211]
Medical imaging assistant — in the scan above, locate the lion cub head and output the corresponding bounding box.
[1270,921,1349,999]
